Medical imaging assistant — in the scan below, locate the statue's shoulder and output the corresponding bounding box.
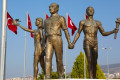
[95,20,102,25]
[59,15,65,20]
[80,20,86,24]
[44,18,50,23]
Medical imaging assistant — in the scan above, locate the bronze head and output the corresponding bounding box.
[86,6,94,16]
[35,17,43,28]
[49,3,59,14]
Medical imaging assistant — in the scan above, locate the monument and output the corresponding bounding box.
[12,4,120,79]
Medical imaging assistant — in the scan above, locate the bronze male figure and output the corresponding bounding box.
[13,18,45,80]
[70,7,119,78]
[43,3,71,79]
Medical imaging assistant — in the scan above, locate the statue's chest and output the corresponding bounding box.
[46,17,61,27]
[83,20,98,33]
[34,30,40,37]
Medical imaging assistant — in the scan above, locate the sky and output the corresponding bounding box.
[0,0,120,78]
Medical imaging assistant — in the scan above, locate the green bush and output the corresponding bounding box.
[71,52,106,79]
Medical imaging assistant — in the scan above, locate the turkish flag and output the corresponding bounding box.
[67,14,77,36]
[28,13,33,38]
[7,12,17,34]
[46,14,49,19]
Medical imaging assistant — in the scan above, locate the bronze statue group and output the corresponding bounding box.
[13,3,119,80]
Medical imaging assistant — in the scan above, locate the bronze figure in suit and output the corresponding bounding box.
[42,3,71,79]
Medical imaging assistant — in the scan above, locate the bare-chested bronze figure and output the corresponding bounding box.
[13,18,45,80]
[43,3,71,79]
[70,7,119,78]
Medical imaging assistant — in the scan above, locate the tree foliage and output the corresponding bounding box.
[37,71,59,79]
[71,52,106,79]
[37,70,44,80]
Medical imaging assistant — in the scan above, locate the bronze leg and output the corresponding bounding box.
[84,45,93,79]
[33,55,39,80]
[54,37,64,78]
[92,46,98,79]
[39,54,45,74]
[45,39,54,79]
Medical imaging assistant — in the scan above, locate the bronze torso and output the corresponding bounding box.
[44,15,67,36]
[34,30,42,56]
[83,20,98,47]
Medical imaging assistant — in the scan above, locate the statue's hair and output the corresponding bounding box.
[50,3,59,11]
[86,6,94,13]
[36,17,43,21]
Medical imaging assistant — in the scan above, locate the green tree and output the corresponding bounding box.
[96,64,106,79]
[51,72,59,79]
[37,70,44,80]
[37,71,59,79]
[71,52,106,79]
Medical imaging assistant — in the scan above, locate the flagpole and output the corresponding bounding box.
[0,0,7,80]
[65,13,68,79]
[44,12,46,20]
[65,37,67,79]
[84,13,86,79]
[24,11,28,80]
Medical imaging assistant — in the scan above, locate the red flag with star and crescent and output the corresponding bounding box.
[28,13,33,38]
[67,14,77,36]
[7,12,17,34]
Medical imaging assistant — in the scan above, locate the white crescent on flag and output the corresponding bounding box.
[70,20,73,26]
[7,18,12,25]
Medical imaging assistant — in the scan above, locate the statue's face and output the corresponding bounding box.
[86,7,94,16]
[35,19,43,27]
[49,3,58,14]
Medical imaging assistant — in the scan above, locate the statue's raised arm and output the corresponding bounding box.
[13,19,34,33]
[97,20,119,36]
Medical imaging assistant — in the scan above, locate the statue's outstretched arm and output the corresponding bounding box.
[13,19,35,33]
[98,21,116,36]
[72,21,83,45]
[19,25,35,33]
